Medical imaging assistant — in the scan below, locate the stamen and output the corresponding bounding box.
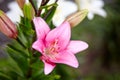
[44,39,60,59]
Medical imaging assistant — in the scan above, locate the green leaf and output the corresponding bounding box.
[31,59,44,79]
[0,72,12,80]
[20,17,33,33]
[8,39,29,57]
[17,22,34,48]
[45,7,57,24]
[17,26,28,48]
[6,46,29,75]
[42,3,58,26]
[0,57,24,78]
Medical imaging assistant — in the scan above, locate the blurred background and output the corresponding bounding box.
[0,0,120,80]
[72,0,120,80]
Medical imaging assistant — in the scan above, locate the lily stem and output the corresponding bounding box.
[29,0,38,15]
[37,0,50,16]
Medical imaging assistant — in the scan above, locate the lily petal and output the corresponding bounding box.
[88,12,94,20]
[32,39,45,53]
[33,17,50,39]
[46,21,71,50]
[53,50,79,68]
[67,41,88,54]
[92,0,104,8]
[42,59,56,75]
[93,9,107,18]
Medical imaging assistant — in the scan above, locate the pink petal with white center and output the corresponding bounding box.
[45,21,71,50]
[67,41,88,54]
[33,17,50,39]
[53,50,79,68]
[32,39,45,53]
[42,59,56,75]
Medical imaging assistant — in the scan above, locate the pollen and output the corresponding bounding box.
[44,39,60,57]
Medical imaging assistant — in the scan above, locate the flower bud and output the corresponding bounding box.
[16,0,25,9]
[23,3,35,20]
[0,10,18,39]
[65,9,88,27]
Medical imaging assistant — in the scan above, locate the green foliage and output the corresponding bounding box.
[41,3,58,28]
[43,3,57,24]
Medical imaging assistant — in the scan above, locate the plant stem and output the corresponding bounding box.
[40,3,57,9]
[37,0,50,16]
[41,0,50,6]
[55,0,58,3]
[29,0,38,15]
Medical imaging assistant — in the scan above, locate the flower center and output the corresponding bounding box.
[44,39,60,59]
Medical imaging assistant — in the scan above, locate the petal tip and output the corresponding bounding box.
[73,63,79,68]
[82,41,89,50]
[43,61,56,75]
[44,71,50,75]
[79,41,89,51]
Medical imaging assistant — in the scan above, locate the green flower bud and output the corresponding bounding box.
[23,3,35,20]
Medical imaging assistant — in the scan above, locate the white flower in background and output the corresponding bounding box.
[6,0,42,23]
[6,1,23,23]
[37,0,42,7]
[77,0,107,20]
[48,0,77,26]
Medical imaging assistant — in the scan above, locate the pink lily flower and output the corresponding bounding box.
[32,17,88,75]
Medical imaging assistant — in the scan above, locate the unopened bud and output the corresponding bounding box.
[16,0,25,9]
[0,10,18,39]
[65,9,88,27]
[23,3,35,20]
